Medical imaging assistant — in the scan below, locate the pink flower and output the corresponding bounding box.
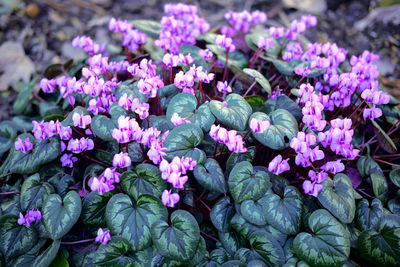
[198,49,213,61]
[363,106,382,121]
[170,113,190,126]
[147,141,167,165]
[67,138,94,154]
[161,189,180,208]
[257,36,274,50]
[40,78,56,93]
[112,152,132,168]
[321,160,345,174]
[103,168,121,184]
[217,81,232,94]
[60,154,78,168]
[95,228,111,245]
[168,172,188,189]
[250,118,270,133]
[89,177,114,195]
[269,27,285,38]
[216,35,236,52]
[303,180,323,197]
[137,76,164,98]
[72,113,92,129]
[17,209,42,227]
[14,137,33,154]
[268,155,290,175]
[308,170,328,183]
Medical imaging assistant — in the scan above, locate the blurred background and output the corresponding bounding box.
[0,0,399,120]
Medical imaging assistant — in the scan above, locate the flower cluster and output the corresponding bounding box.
[118,93,150,119]
[174,65,214,95]
[210,124,247,153]
[72,36,105,55]
[89,167,121,195]
[159,156,197,189]
[18,209,42,227]
[162,53,194,68]
[109,18,147,51]
[222,10,267,36]
[216,35,236,52]
[303,170,328,197]
[298,83,327,131]
[290,132,324,167]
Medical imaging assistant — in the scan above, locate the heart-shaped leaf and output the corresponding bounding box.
[33,239,61,267]
[317,174,356,224]
[228,161,270,203]
[206,44,248,69]
[265,95,302,122]
[120,163,167,200]
[180,44,208,70]
[158,84,180,111]
[245,31,280,57]
[11,239,61,267]
[389,169,400,188]
[151,209,200,262]
[293,209,350,267]
[225,146,256,176]
[106,193,167,251]
[388,191,400,215]
[262,186,303,235]
[141,115,174,133]
[248,230,285,266]
[240,198,267,227]
[243,68,271,95]
[355,198,383,231]
[0,214,37,260]
[20,173,54,212]
[48,173,75,198]
[218,231,242,256]
[132,20,161,38]
[92,237,136,266]
[164,123,206,164]
[357,156,384,177]
[194,158,227,194]
[371,173,388,203]
[209,93,252,131]
[0,121,17,154]
[250,110,298,150]
[166,93,215,132]
[358,214,400,266]
[210,196,235,233]
[42,191,82,240]
[82,191,113,228]
[234,248,266,265]
[91,115,117,141]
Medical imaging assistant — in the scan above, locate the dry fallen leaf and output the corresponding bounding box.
[0,41,35,91]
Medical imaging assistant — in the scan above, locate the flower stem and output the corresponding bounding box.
[349,99,366,119]
[61,238,95,245]
[0,191,19,195]
[222,50,229,81]
[243,80,257,97]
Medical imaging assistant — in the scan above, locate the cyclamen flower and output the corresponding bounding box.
[159,156,196,188]
[147,141,167,165]
[103,168,121,184]
[303,180,323,197]
[209,124,247,153]
[89,177,114,195]
[161,189,180,208]
[40,78,56,93]
[67,138,94,154]
[72,113,92,129]
[17,209,42,227]
[109,18,133,33]
[72,35,104,54]
[198,49,213,61]
[321,160,345,174]
[32,120,58,140]
[170,113,190,126]
[216,35,235,52]
[138,76,164,98]
[269,27,285,38]
[308,170,328,183]
[268,155,290,175]
[217,81,232,94]
[60,154,78,168]
[14,137,33,154]
[363,106,382,121]
[95,228,111,245]
[257,36,274,50]
[122,29,147,51]
[250,118,270,133]
[112,152,131,168]
[224,10,267,34]
[174,71,195,94]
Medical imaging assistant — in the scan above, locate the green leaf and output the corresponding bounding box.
[265,95,302,122]
[355,198,383,231]
[42,191,82,240]
[218,231,242,256]
[158,84,180,111]
[180,44,208,70]
[0,214,37,260]
[388,191,400,215]
[13,80,34,114]
[194,158,227,194]
[245,95,265,112]
[190,237,208,266]
[48,173,75,198]
[210,196,235,233]
[120,164,167,200]
[33,240,61,267]
[240,197,268,227]
[206,44,248,69]
[243,68,271,95]
[82,191,113,228]
[358,214,400,266]
[234,248,265,264]
[357,156,384,177]
[262,186,303,235]
[371,173,388,203]
[92,237,135,266]
[132,20,161,38]
[91,115,116,141]
[293,209,350,267]
[372,119,397,153]
[142,115,174,133]
[127,246,155,267]
[209,93,252,131]
[0,121,17,154]
[250,110,298,150]
[249,230,285,265]
[164,123,206,164]
[317,174,356,224]
[166,92,215,132]
[225,146,256,176]
[389,169,400,187]
[20,173,54,211]
[151,209,200,262]
[49,252,68,267]
[228,161,270,203]
[106,193,167,251]
[245,31,280,57]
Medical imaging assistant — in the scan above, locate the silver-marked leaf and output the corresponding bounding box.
[389,169,400,188]
[207,44,248,69]
[293,209,350,267]
[234,248,266,265]
[166,93,215,132]
[61,106,88,127]
[132,20,161,38]
[194,158,227,193]
[32,239,61,267]
[262,186,303,235]
[357,156,384,177]
[48,173,75,198]
[265,95,302,122]
[151,209,200,262]
[225,146,256,177]
[210,197,235,233]
[20,173,54,212]
[42,191,82,240]
[91,115,116,141]
[317,174,356,224]
[126,246,155,267]
[209,93,252,131]
[82,191,113,228]
[106,193,167,251]
[92,237,135,266]
[158,84,180,111]
[243,68,271,95]
[218,231,242,256]
[358,214,400,266]
[355,198,383,232]
[141,115,174,133]
[371,173,388,203]
[164,123,206,164]
[190,237,208,266]
[283,238,298,265]
[0,214,37,260]
[249,230,285,266]
[250,110,298,150]
[180,44,208,70]
[240,198,267,227]
[0,121,17,154]
[388,191,400,215]
[120,164,167,200]
[228,161,270,203]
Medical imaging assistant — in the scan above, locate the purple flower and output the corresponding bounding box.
[174,71,195,94]
[60,154,78,168]
[72,113,92,129]
[137,76,164,98]
[209,124,247,153]
[112,152,132,168]
[40,78,57,93]
[32,120,58,140]
[198,49,213,61]
[294,66,311,77]
[216,81,232,94]
[109,18,133,33]
[147,141,167,165]
[95,228,111,245]
[321,160,345,174]
[300,15,317,27]
[170,113,190,126]
[308,170,328,183]
[216,35,236,52]
[268,155,290,175]
[17,209,42,227]
[72,35,105,55]
[250,118,270,134]
[122,29,147,51]
[303,180,323,197]
[257,36,274,50]
[67,138,94,154]
[363,106,382,121]
[269,27,285,38]
[14,137,33,154]
[161,189,180,208]
[103,168,121,184]
[89,177,114,195]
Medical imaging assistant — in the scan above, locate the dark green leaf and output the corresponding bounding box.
[357,156,384,177]
[245,95,265,112]
[91,115,116,141]
[389,169,400,188]
[372,119,397,153]
[371,173,388,203]
[158,84,180,111]
[194,158,227,193]
[265,95,302,122]
[48,173,75,198]
[132,20,161,38]
[355,198,383,231]
[210,196,235,233]
[249,230,285,265]
[0,121,17,154]
[243,68,271,95]
[13,80,34,114]
[82,191,112,228]
[92,237,135,266]
[225,146,256,176]
[180,44,208,70]
[34,240,61,267]
[20,173,54,211]
[206,44,248,70]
